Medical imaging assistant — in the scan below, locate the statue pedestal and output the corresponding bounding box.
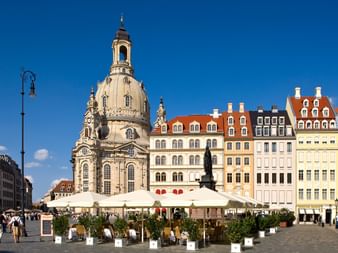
[199,174,216,191]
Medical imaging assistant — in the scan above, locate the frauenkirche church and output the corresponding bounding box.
[72,19,150,195]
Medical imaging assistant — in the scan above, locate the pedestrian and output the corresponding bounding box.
[8,212,23,243]
[0,213,5,243]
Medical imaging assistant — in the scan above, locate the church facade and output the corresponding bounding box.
[72,20,150,195]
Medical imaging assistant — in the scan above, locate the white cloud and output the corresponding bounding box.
[60,166,68,170]
[25,162,41,168]
[0,145,7,152]
[34,149,49,161]
[25,175,34,183]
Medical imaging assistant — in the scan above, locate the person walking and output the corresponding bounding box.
[8,213,23,243]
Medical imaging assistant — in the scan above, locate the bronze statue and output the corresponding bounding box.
[204,146,213,177]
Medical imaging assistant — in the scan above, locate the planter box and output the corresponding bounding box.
[244,237,254,247]
[231,242,241,253]
[115,238,126,247]
[86,237,97,246]
[279,221,287,228]
[149,239,161,249]
[258,230,265,238]
[55,236,63,244]
[187,240,198,251]
[269,227,276,234]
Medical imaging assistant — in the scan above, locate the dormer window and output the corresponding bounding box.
[161,124,167,133]
[189,122,200,133]
[303,99,309,107]
[313,99,319,107]
[298,120,304,129]
[306,120,312,129]
[301,108,308,118]
[286,126,292,136]
[330,120,336,129]
[312,108,318,117]
[279,117,285,125]
[314,120,320,129]
[228,127,235,136]
[322,120,328,129]
[173,122,183,133]
[323,107,329,117]
[240,116,246,125]
[264,117,270,125]
[257,117,263,125]
[263,126,270,136]
[207,122,217,132]
[256,126,262,136]
[272,117,277,125]
[228,116,234,125]
[241,127,247,136]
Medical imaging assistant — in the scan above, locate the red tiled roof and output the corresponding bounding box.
[53,180,74,193]
[222,111,253,138]
[289,96,335,120]
[151,114,224,135]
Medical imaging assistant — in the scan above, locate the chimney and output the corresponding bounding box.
[210,108,220,119]
[315,86,322,99]
[227,103,233,113]
[239,102,245,113]
[257,106,263,113]
[295,87,301,99]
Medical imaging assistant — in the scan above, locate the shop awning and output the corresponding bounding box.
[305,209,314,215]
[314,209,320,214]
[299,209,305,214]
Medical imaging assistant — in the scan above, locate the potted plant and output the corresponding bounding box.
[242,216,257,248]
[145,214,165,249]
[227,219,243,253]
[279,208,295,228]
[256,215,269,238]
[52,215,69,244]
[269,213,280,233]
[113,216,128,247]
[181,217,201,251]
[78,214,104,246]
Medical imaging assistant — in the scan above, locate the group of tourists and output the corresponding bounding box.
[0,212,24,243]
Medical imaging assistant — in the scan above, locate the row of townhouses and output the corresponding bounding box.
[150,87,338,224]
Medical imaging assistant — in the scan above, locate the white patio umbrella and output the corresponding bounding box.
[47,191,107,208]
[98,189,165,243]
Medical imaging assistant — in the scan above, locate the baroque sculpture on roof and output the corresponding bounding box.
[72,18,150,195]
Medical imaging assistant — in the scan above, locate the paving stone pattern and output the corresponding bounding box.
[0,221,338,253]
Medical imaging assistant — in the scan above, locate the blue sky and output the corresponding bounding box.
[1,0,338,202]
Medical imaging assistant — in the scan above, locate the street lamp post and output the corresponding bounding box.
[20,69,36,228]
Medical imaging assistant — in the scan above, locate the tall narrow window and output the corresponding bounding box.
[82,163,89,192]
[212,155,217,165]
[172,140,177,149]
[178,140,183,148]
[104,164,111,180]
[161,140,166,149]
[161,172,166,182]
[127,165,135,192]
[173,172,178,182]
[155,172,161,182]
[178,172,183,182]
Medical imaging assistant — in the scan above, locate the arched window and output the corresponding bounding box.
[161,172,166,182]
[298,121,304,129]
[195,155,200,165]
[161,140,166,149]
[189,139,194,148]
[323,108,329,117]
[194,124,200,132]
[306,121,312,129]
[178,172,183,182]
[241,127,247,136]
[189,155,194,165]
[228,127,235,136]
[312,108,318,117]
[212,155,217,165]
[314,120,320,129]
[155,156,161,165]
[212,139,217,148]
[83,163,89,179]
[228,116,234,125]
[155,172,161,182]
[206,139,211,148]
[303,99,309,107]
[172,140,177,149]
[240,116,246,125]
[125,95,132,107]
[178,155,183,165]
[322,120,328,129]
[155,140,160,149]
[301,108,307,117]
[330,120,336,128]
[127,164,135,192]
[103,164,111,180]
[173,172,178,182]
[313,99,319,107]
[195,139,200,148]
[178,139,183,148]
[161,124,167,133]
[172,156,178,165]
[119,45,127,61]
[126,128,133,139]
[161,156,166,165]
